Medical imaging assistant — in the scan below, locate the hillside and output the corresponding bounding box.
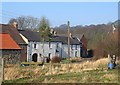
[52,21,119,58]
[53,23,114,48]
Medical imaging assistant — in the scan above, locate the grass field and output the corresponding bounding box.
[2,58,120,83]
[3,68,119,83]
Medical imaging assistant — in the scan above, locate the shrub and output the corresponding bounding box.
[51,56,61,63]
[71,59,76,63]
[87,49,94,58]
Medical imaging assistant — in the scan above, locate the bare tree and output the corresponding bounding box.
[8,18,17,24]
[17,16,26,29]
[104,32,118,56]
[8,16,40,30]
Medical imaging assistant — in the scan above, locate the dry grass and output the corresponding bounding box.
[102,73,117,80]
[4,65,20,80]
[4,68,118,83]
[4,58,119,81]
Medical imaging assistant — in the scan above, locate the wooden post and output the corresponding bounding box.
[68,21,70,63]
[49,61,52,75]
[0,58,1,84]
[0,58,4,84]
[68,21,70,72]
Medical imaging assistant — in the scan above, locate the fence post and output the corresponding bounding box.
[2,58,4,83]
[0,58,4,85]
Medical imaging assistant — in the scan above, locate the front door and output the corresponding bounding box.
[32,53,38,62]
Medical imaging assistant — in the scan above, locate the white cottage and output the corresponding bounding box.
[19,30,81,62]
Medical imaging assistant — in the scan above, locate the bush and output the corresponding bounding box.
[51,56,61,63]
[71,59,76,63]
[87,49,94,58]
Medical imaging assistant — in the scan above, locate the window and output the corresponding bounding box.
[80,42,82,47]
[49,42,52,48]
[56,49,59,53]
[75,51,77,57]
[34,44,36,48]
[56,43,59,48]
[48,53,51,57]
[71,45,73,50]
[48,53,52,59]
[39,54,42,57]
[75,45,77,50]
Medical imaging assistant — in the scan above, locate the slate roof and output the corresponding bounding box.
[19,30,41,42]
[50,36,80,45]
[57,34,84,41]
[0,24,26,45]
[72,34,84,41]
[0,33,21,50]
[19,30,80,45]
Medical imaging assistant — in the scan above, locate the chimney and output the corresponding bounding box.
[54,31,57,36]
[50,29,54,34]
[112,24,116,34]
[12,21,18,28]
[70,33,73,38]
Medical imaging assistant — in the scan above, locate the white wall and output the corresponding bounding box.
[62,44,80,59]
[27,41,81,62]
[27,41,62,62]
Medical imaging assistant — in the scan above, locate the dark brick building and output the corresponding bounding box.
[0,23,27,62]
[0,33,21,64]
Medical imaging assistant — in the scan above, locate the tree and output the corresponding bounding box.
[104,32,118,56]
[8,18,17,24]
[17,16,26,29]
[38,17,52,58]
[8,16,40,30]
[24,16,39,30]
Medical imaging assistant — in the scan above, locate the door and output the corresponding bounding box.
[32,53,38,62]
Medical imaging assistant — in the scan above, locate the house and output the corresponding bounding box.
[57,33,88,58]
[19,30,82,62]
[50,35,81,59]
[0,23,27,62]
[0,33,21,64]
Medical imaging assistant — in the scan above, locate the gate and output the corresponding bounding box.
[0,58,3,85]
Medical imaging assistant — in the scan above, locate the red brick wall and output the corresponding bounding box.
[81,35,87,57]
[81,35,87,50]
[20,44,27,62]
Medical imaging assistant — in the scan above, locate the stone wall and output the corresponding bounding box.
[1,50,21,64]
